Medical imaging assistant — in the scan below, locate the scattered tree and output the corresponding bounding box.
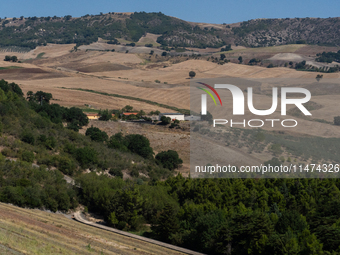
[189,71,196,79]
[156,150,183,170]
[123,105,133,112]
[316,74,323,82]
[160,115,171,125]
[85,126,108,142]
[334,116,340,126]
[99,109,111,121]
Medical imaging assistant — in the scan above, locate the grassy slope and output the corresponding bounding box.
[0,203,184,255]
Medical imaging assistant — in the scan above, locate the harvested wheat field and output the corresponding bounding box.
[2,43,339,127]
[0,203,186,255]
[137,33,161,46]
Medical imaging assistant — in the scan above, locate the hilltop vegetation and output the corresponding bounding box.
[0,12,226,49]
[1,12,340,50]
[233,17,340,47]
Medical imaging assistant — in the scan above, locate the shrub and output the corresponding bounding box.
[45,136,57,149]
[99,109,111,121]
[108,212,119,227]
[130,167,139,177]
[85,126,108,142]
[269,143,283,156]
[169,123,178,129]
[21,151,34,163]
[155,150,183,170]
[64,107,88,128]
[108,133,129,152]
[21,132,35,145]
[160,116,171,125]
[117,221,127,230]
[109,168,123,178]
[67,121,80,132]
[264,157,281,167]
[57,156,76,175]
[254,132,265,142]
[75,146,98,168]
[334,116,340,126]
[126,134,154,159]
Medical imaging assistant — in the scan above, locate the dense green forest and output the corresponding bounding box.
[77,174,340,254]
[1,79,340,254]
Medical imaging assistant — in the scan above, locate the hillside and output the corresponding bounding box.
[0,203,185,255]
[2,39,340,253]
[1,12,340,50]
[0,12,226,50]
[232,17,340,47]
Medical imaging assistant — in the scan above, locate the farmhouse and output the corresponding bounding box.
[85,113,100,120]
[159,113,185,121]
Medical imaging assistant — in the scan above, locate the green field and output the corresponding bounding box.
[36,52,46,59]
[0,66,23,70]
[226,44,306,54]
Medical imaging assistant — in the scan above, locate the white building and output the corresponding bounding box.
[159,113,185,121]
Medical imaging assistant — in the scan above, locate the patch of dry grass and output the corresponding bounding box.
[0,203,184,255]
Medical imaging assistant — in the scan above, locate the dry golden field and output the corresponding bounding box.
[1,43,340,173]
[0,203,185,255]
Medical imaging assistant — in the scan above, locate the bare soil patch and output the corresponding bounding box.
[76,63,132,73]
[0,68,67,80]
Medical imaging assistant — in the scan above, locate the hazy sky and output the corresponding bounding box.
[1,0,339,24]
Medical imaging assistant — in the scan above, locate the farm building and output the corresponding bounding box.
[159,113,185,121]
[85,113,100,120]
[120,112,139,117]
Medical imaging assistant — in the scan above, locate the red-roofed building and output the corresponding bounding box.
[85,113,100,120]
[121,112,139,117]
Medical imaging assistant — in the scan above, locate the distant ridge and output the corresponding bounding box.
[0,12,339,49]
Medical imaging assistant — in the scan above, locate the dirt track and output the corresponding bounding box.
[73,211,204,255]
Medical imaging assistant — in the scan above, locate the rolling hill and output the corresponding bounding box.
[1,12,340,50]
